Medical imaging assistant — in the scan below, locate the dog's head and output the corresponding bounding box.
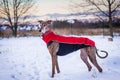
[38,21,51,34]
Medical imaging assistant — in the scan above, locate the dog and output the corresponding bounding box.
[38,21,108,77]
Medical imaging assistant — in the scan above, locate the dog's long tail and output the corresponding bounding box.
[95,47,108,59]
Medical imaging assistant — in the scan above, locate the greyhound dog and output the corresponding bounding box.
[38,21,108,77]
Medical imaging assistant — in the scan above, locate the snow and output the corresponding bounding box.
[0,36,120,80]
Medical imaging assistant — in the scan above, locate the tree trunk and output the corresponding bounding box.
[108,8,113,41]
[108,0,113,38]
[12,23,18,37]
[108,13,113,38]
[109,20,113,38]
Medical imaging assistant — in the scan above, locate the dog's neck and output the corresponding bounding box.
[41,26,48,34]
[41,29,52,38]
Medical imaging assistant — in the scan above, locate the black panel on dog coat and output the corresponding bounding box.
[57,43,89,56]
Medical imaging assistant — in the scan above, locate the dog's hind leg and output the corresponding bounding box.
[87,47,102,72]
[80,48,92,71]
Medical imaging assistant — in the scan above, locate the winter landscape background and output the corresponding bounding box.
[0,0,120,80]
[0,36,120,80]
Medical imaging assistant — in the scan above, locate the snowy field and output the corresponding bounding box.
[0,36,120,80]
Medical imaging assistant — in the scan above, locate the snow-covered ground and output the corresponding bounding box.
[0,36,120,80]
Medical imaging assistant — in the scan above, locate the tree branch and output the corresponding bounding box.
[87,0,109,16]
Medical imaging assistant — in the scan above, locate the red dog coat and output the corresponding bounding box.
[42,30,95,47]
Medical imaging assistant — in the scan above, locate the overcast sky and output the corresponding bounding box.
[30,0,80,16]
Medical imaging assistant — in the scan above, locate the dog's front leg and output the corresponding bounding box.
[51,54,60,77]
[51,55,56,77]
[55,56,60,73]
[48,42,59,77]
[48,46,56,77]
[51,55,60,77]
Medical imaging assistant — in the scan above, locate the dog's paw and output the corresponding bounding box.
[88,66,92,71]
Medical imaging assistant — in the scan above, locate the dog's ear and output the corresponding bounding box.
[38,21,44,26]
[46,20,51,24]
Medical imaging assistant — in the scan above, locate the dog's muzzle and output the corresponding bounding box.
[39,29,42,32]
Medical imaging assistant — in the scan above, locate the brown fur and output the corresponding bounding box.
[38,21,108,77]
[48,42,103,77]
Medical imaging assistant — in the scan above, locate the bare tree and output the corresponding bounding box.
[0,0,35,37]
[70,0,120,38]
